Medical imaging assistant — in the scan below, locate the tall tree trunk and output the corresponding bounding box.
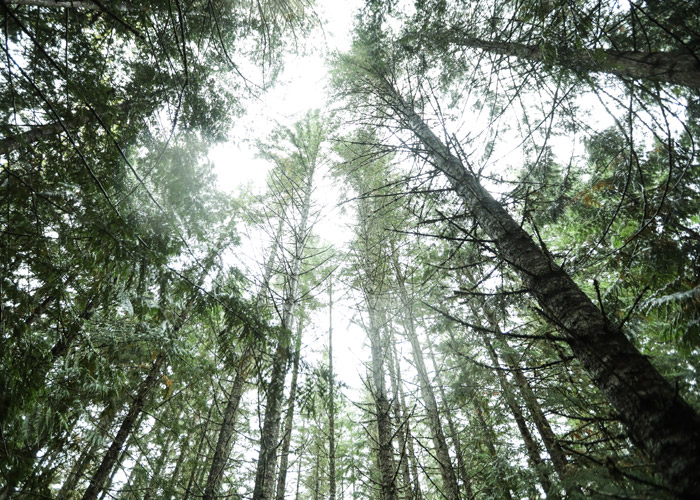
[385,327,415,500]
[327,281,337,500]
[366,302,400,500]
[80,354,165,500]
[252,153,315,500]
[391,337,424,500]
[201,353,250,500]
[377,79,700,496]
[480,336,558,498]
[443,33,700,89]
[57,404,117,499]
[274,318,304,500]
[424,342,475,500]
[390,251,461,500]
[183,404,214,500]
[203,215,283,500]
[471,396,514,500]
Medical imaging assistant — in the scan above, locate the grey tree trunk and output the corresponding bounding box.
[480,336,558,498]
[274,319,304,500]
[327,281,337,500]
[385,327,415,500]
[379,79,700,497]
[390,252,462,500]
[366,302,400,500]
[203,216,284,500]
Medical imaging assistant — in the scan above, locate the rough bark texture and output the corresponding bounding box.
[80,353,165,500]
[449,35,700,89]
[383,80,700,496]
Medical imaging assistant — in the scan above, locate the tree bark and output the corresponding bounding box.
[379,78,700,496]
[252,144,316,500]
[480,336,559,498]
[424,342,476,500]
[366,302,400,500]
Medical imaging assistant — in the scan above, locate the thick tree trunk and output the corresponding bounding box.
[382,80,700,496]
[274,320,303,500]
[447,34,700,89]
[81,354,165,500]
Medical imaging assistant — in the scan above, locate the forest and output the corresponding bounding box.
[1,0,699,499]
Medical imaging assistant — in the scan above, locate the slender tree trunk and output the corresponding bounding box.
[379,79,700,496]
[472,396,514,500]
[424,342,475,500]
[183,404,214,500]
[327,281,337,500]
[203,215,283,500]
[391,340,424,500]
[390,252,461,500]
[252,156,315,500]
[57,404,117,499]
[444,33,700,89]
[480,336,558,498]
[80,354,165,500]
[274,319,304,500]
[201,353,250,500]
[366,301,400,500]
[385,327,415,500]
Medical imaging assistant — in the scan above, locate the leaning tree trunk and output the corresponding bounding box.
[80,354,165,500]
[444,34,700,89]
[379,78,700,497]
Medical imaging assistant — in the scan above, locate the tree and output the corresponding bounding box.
[332,24,700,497]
